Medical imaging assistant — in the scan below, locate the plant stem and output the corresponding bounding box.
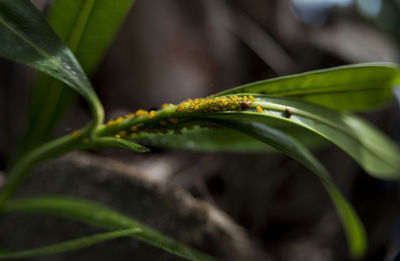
[0,131,90,206]
[90,93,104,127]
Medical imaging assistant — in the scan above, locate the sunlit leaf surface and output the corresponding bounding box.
[217,64,400,111]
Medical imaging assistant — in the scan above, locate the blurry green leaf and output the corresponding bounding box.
[49,0,136,73]
[22,0,135,153]
[0,0,103,123]
[3,196,216,261]
[216,64,400,111]
[210,119,366,259]
[0,228,141,259]
[205,95,400,179]
[135,125,327,152]
[95,137,150,152]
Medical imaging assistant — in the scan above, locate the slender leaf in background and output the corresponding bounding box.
[50,0,136,73]
[216,63,400,111]
[0,0,103,124]
[22,0,135,154]
[0,228,141,259]
[209,119,366,259]
[204,95,400,179]
[2,196,217,261]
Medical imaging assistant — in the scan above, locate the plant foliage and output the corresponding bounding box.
[0,0,399,260]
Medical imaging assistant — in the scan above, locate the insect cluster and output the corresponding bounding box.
[82,95,269,142]
[176,95,257,113]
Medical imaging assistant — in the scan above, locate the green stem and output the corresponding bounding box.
[0,129,91,206]
[89,92,104,127]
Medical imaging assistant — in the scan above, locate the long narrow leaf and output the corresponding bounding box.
[0,228,141,259]
[2,196,216,261]
[95,137,150,152]
[210,119,366,259]
[0,0,103,124]
[135,125,327,152]
[49,0,136,73]
[216,64,400,111]
[205,95,400,179]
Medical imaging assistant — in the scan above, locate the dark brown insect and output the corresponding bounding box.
[239,101,250,110]
[284,108,293,118]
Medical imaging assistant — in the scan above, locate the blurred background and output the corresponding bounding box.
[0,0,400,260]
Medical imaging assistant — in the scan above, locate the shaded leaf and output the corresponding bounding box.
[216,64,400,111]
[135,125,327,152]
[49,0,136,73]
[2,196,217,261]
[210,119,366,258]
[0,228,141,259]
[205,95,400,179]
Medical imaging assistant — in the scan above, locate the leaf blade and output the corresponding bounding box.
[2,196,217,261]
[205,95,400,179]
[210,119,366,258]
[0,228,141,259]
[0,0,103,124]
[95,137,150,153]
[135,125,327,152]
[216,64,400,111]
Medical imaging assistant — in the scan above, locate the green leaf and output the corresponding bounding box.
[95,137,150,153]
[0,228,141,259]
[0,0,103,125]
[210,119,366,259]
[22,0,136,153]
[216,64,400,111]
[205,95,400,179]
[2,196,217,261]
[135,125,327,152]
[49,0,136,73]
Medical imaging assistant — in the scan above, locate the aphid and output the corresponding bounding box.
[135,109,148,117]
[174,130,183,135]
[176,104,185,112]
[160,103,172,109]
[70,130,80,138]
[169,118,178,124]
[148,110,156,119]
[256,105,263,112]
[239,101,250,110]
[106,120,115,127]
[159,120,167,126]
[125,113,134,119]
[115,116,124,123]
[284,108,293,118]
[118,130,127,138]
